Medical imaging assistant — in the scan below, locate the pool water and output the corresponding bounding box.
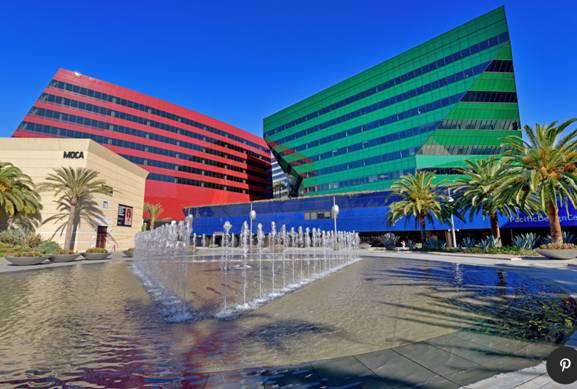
[0,257,575,388]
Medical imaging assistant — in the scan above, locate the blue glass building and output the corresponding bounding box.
[184,190,577,238]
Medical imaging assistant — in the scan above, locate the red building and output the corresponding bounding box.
[13,69,272,220]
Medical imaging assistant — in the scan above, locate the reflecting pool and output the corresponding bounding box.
[0,257,575,388]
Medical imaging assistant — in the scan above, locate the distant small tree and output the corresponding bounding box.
[273,181,286,198]
[144,202,164,230]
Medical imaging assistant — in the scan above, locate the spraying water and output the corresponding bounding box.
[133,214,361,321]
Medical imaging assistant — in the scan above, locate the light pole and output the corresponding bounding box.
[249,203,256,249]
[331,196,339,249]
[447,187,457,248]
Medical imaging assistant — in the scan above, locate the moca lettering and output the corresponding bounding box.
[63,151,84,159]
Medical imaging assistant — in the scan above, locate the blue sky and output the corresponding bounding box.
[0,0,576,138]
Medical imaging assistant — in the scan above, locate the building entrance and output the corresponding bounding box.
[96,226,107,248]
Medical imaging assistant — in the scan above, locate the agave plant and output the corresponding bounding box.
[460,237,477,248]
[512,232,539,250]
[542,231,576,245]
[479,235,499,251]
[424,236,445,250]
[379,233,400,249]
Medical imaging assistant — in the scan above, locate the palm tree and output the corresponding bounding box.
[37,167,112,250]
[454,158,519,246]
[387,172,447,243]
[0,161,42,230]
[144,202,163,230]
[499,119,577,244]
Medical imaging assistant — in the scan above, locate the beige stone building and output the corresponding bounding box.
[0,138,148,251]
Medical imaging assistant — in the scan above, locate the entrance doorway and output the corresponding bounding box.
[96,226,107,248]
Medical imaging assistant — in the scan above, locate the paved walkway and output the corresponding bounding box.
[364,251,577,389]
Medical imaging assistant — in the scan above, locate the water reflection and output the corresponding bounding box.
[0,258,574,388]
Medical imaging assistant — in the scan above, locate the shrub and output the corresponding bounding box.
[36,240,61,254]
[0,229,26,245]
[379,233,400,249]
[86,247,108,253]
[539,243,577,250]
[513,232,540,250]
[7,250,44,257]
[460,237,477,248]
[23,234,43,248]
[406,240,417,250]
[54,248,75,255]
[424,236,445,250]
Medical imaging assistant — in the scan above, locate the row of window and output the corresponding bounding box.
[121,154,268,189]
[282,93,465,154]
[40,93,269,162]
[438,119,519,131]
[292,118,516,163]
[303,169,415,193]
[303,147,418,178]
[461,91,517,103]
[283,122,440,162]
[304,211,332,220]
[419,167,463,175]
[49,79,269,154]
[265,32,510,137]
[148,173,268,195]
[485,60,514,73]
[270,62,490,146]
[303,141,501,179]
[31,107,269,169]
[20,122,270,181]
[417,144,502,155]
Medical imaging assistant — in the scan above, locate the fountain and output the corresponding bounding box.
[133,214,361,321]
[132,216,194,322]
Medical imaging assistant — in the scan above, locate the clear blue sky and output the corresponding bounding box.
[0,0,576,138]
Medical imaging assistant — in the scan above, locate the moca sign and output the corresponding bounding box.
[63,151,84,159]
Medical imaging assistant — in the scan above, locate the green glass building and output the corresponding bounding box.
[264,6,520,197]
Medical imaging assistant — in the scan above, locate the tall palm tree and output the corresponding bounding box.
[454,158,520,246]
[37,167,112,250]
[499,119,577,244]
[144,202,163,230]
[0,161,42,230]
[387,172,447,243]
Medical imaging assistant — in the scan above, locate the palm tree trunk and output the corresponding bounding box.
[150,216,156,230]
[548,199,563,244]
[489,211,502,247]
[64,204,76,251]
[418,214,426,243]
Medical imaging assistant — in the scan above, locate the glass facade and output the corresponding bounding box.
[264,7,520,196]
[184,191,577,235]
[13,69,272,219]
